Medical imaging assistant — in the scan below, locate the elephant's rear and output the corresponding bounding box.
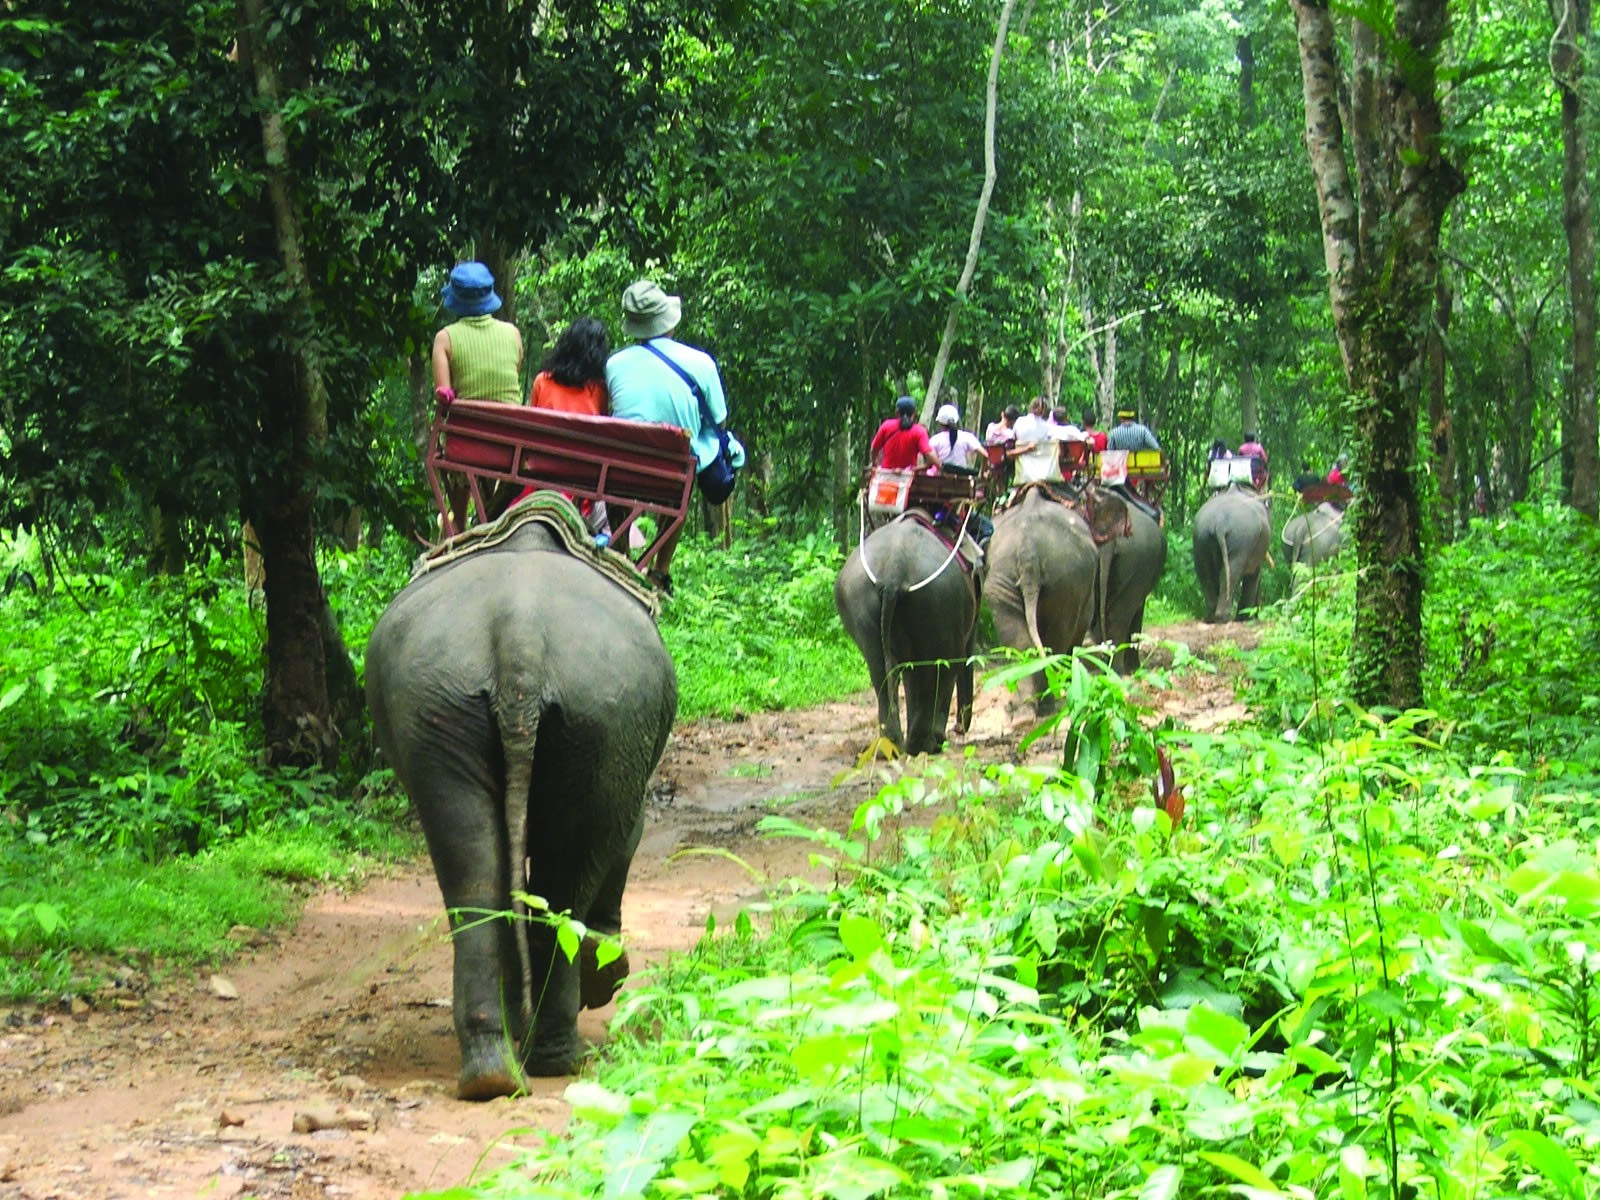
[364,541,675,1095]
[987,500,1096,655]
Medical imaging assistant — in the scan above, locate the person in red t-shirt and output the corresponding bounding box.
[870,396,937,472]
[1080,409,1109,453]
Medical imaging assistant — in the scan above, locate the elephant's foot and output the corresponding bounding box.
[579,936,630,1010]
[457,1038,523,1101]
[521,1033,585,1077]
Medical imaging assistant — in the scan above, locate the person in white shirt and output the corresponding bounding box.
[1011,397,1058,484]
[929,404,986,474]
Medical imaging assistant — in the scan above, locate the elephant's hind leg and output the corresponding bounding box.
[411,761,524,1101]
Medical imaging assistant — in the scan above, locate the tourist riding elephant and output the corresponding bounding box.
[1282,501,1344,567]
[365,517,676,1099]
[1094,493,1167,673]
[835,515,981,755]
[1192,484,1271,622]
[985,486,1118,711]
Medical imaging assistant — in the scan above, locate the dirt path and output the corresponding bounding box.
[0,621,1257,1200]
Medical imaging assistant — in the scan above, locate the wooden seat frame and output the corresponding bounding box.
[424,400,697,571]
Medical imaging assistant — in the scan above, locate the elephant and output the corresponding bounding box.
[835,514,981,755]
[1192,483,1272,622]
[1282,501,1344,567]
[365,517,676,1099]
[1094,492,1168,673]
[984,487,1112,710]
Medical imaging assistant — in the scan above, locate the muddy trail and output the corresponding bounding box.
[0,621,1258,1200]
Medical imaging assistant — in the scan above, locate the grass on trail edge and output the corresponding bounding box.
[0,822,422,1002]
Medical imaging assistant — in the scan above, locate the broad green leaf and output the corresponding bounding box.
[838,912,883,960]
[1503,1130,1583,1198]
[1185,1003,1251,1059]
[603,1110,696,1200]
[0,682,26,712]
[1198,1151,1281,1193]
[1028,906,1059,955]
[565,1081,628,1124]
[1141,1164,1182,1200]
[1338,1144,1369,1200]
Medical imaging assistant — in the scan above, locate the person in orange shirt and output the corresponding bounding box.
[528,317,610,414]
[526,316,612,543]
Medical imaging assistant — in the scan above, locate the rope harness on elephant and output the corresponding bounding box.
[856,501,979,593]
[411,492,661,619]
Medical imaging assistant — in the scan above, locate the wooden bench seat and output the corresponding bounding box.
[425,400,696,569]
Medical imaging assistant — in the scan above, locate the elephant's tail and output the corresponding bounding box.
[498,713,538,1024]
[1020,566,1048,655]
[879,582,902,744]
[1214,526,1233,621]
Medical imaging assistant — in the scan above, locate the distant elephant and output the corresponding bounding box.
[1094,493,1168,673]
[985,487,1104,711]
[835,515,981,754]
[365,518,676,1099]
[1282,502,1344,567]
[1192,484,1271,622]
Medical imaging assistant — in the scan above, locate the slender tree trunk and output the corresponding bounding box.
[923,0,1018,424]
[1427,274,1455,540]
[1240,355,1258,439]
[237,0,341,767]
[1552,0,1599,517]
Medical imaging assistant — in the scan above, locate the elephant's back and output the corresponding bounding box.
[987,501,1095,590]
[367,547,671,700]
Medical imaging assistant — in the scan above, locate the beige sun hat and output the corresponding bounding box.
[621,280,682,339]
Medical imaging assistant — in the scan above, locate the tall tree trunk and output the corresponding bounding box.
[1552,0,1599,518]
[1236,34,1256,125]
[237,0,341,767]
[923,0,1018,424]
[1291,0,1464,712]
[1427,274,1455,540]
[1239,355,1258,439]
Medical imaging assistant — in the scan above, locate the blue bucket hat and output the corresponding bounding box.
[440,261,502,317]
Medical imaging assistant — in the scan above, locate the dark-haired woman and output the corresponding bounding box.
[529,317,610,415]
[527,317,612,542]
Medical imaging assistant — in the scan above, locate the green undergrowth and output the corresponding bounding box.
[0,825,406,1000]
[0,529,419,997]
[1247,503,1600,773]
[660,529,866,720]
[416,657,1600,1200]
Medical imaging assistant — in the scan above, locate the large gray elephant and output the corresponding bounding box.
[984,488,1102,710]
[835,515,981,755]
[366,518,676,1099]
[1192,484,1272,622]
[1282,502,1344,567]
[1094,494,1168,673]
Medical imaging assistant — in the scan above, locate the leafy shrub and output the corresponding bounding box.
[661,528,866,719]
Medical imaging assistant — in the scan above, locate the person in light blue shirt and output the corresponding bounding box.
[605,280,745,592]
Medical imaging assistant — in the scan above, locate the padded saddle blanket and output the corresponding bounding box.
[410,491,660,619]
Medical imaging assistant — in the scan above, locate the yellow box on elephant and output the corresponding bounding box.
[1129,450,1164,474]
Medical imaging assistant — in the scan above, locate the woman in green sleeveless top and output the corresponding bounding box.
[431,262,523,404]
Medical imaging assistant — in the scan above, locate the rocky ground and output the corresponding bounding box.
[0,620,1258,1200]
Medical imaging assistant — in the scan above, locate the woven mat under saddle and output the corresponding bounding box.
[411,492,660,619]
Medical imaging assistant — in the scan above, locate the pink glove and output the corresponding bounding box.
[434,386,456,408]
